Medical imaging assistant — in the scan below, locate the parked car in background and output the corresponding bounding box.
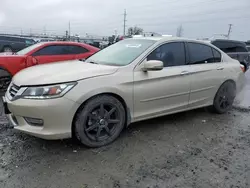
[3,37,245,147]
[0,41,99,93]
[211,39,250,72]
[0,35,36,52]
[247,45,250,52]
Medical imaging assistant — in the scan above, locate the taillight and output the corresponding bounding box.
[240,64,245,73]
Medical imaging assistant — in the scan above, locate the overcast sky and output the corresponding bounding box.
[0,0,249,40]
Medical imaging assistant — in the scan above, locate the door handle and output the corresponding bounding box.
[217,67,224,70]
[180,71,190,75]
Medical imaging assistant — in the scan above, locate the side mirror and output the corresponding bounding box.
[142,60,164,71]
[26,56,38,67]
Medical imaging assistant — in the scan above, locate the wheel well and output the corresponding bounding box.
[223,79,236,89]
[214,79,236,100]
[71,93,130,138]
[0,67,12,77]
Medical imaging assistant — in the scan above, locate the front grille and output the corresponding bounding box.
[9,84,20,98]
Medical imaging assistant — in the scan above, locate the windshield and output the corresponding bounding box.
[16,43,43,55]
[86,39,156,66]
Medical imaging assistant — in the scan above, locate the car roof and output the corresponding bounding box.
[38,41,84,45]
[127,36,213,44]
[40,41,100,51]
[0,35,34,40]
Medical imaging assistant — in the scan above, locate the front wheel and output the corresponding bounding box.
[212,81,236,114]
[74,95,126,147]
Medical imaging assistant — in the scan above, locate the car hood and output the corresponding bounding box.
[12,60,119,86]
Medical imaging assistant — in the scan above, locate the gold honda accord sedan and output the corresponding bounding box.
[3,37,245,147]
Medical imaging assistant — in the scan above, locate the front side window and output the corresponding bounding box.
[33,45,69,56]
[16,43,43,55]
[147,42,186,67]
[188,43,214,64]
[86,39,156,66]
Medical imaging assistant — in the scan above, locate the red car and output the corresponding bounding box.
[0,41,99,93]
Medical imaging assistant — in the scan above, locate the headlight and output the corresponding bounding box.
[21,82,77,99]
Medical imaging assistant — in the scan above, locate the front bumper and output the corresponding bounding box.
[3,96,80,140]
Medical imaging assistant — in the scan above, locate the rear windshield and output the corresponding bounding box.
[211,41,248,53]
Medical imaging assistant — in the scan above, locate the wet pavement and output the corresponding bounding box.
[0,73,250,188]
[234,71,250,110]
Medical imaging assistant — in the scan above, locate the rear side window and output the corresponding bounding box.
[212,49,221,62]
[147,42,186,67]
[33,45,69,56]
[68,45,88,54]
[188,43,215,64]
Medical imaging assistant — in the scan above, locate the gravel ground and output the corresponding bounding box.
[0,107,250,188]
[1,72,250,188]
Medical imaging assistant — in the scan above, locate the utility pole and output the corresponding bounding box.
[227,24,232,39]
[20,28,23,36]
[43,25,46,36]
[123,9,127,36]
[176,24,184,37]
[30,28,32,36]
[68,21,71,40]
[65,30,68,40]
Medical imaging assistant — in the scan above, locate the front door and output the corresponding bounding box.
[31,45,75,65]
[133,42,191,121]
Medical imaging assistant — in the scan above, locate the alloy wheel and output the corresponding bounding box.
[218,83,235,111]
[84,103,121,142]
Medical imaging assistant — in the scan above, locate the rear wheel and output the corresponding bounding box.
[212,81,236,114]
[74,95,126,147]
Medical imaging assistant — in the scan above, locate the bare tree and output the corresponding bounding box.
[176,25,184,37]
[127,26,144,36]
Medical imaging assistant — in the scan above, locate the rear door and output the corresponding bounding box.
[187,42,226,108]
[31,45,75,65]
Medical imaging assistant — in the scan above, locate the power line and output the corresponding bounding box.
[136,14,250,28]
[126,0,235,12]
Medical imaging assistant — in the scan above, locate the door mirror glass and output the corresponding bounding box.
[142,60,163,71]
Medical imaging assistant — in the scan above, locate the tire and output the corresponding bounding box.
[74,95,126,147]
[2,46,13,52]
[211,81,236,114]
[0,69,12,96]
